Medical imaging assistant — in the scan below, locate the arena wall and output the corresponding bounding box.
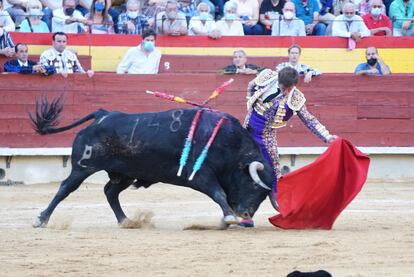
[9,33,414,73]
[0,73,413,183]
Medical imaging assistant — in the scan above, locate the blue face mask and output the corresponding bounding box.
[199,12,211,21]
[128,11,138,19]
[370,7,381,17]
[224,13,237,21]
[143,41,155,52]
[95,2,105,12]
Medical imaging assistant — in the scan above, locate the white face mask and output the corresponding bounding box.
[283,11,294,20]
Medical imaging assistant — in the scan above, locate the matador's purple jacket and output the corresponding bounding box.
[243,69,333,188]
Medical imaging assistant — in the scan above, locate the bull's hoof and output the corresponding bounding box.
[223,215,239,225]
[32,216,48,228]
[239,218,255,228]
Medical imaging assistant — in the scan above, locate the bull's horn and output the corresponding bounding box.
[268,188,279,211]
[248,161,271,190]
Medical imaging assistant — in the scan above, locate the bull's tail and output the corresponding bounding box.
[29,95,108,135]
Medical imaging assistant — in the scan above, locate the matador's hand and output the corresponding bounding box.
[327,135,338,143]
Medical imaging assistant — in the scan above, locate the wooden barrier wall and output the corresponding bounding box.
[0,73,413,148]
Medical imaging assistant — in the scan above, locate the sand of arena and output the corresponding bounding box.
[1,181,413,276]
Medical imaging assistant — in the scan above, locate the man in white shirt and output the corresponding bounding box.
[271,1,306,36]
[155,0,188,36]
[117,28,162,74]
[332,2,370,41]
[188,2,220,38]
[52,0,87,33]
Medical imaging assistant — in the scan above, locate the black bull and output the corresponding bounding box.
[31,97,278,228]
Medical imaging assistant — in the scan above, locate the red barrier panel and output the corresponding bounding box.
[0,73,412,147]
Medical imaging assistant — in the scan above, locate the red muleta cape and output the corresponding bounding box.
[269,138,370,230]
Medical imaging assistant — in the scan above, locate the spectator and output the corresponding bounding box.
[259,0,286,35]
[362,0,392,36]
[332,3,370,43]
[271,1,306,36]
[117,28,161,74]
[155,0,187,36]
[142,0,166,28]
[52,0,88,33]
[333,0,352,16]
[77,0,94,15]
[177,0,197,24]
[39,1,63,31]
[232,0,263,35]
[19,0,50,33]
[117,0,149,34]
[292,0,327,35]
[318,0,335,35]
[4,0,27,26]
[0,0,15,32]
[354,46,391,75]
[0,27,14,57]
[275,44,320,83]
[220,49,264,74]
[4,43,55,74]
[40,32,94,77]
[188,2,220,38]
[85,0,114,33]
[389,0,414,36]
[215,1,244,35]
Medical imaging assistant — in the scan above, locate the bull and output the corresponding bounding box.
[30,97,278,228]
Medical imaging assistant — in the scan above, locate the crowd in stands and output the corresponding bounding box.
[0,0,412,36]
[0,0,397,76]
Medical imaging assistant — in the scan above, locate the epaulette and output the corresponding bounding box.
[64,50,77,61]
[254,68,278,87]
[42,49,57,61]
[287,87,306,111]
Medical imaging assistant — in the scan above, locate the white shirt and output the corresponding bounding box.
[332,15,371,37]
[215,19,244,36]
[52,8,86,34]
[271,17,306,36]
[17,59,29,67]
[117,44,162,74]
[188,16,217,35]
[0,10,15,32]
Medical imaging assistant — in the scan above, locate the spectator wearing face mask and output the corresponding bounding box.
[362,0,392,36]
[332,2,370,42]
[215,0,244,35]
[389,0,414,36]
[117,0,149,34]
[188,2,220,38]
[155,0,187,35]
[271,1,306,36]
[52,0,88,33]
[85,0,114,33]
[354,46,391,76]
[19,0,50,32]
[117,28,161,74]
